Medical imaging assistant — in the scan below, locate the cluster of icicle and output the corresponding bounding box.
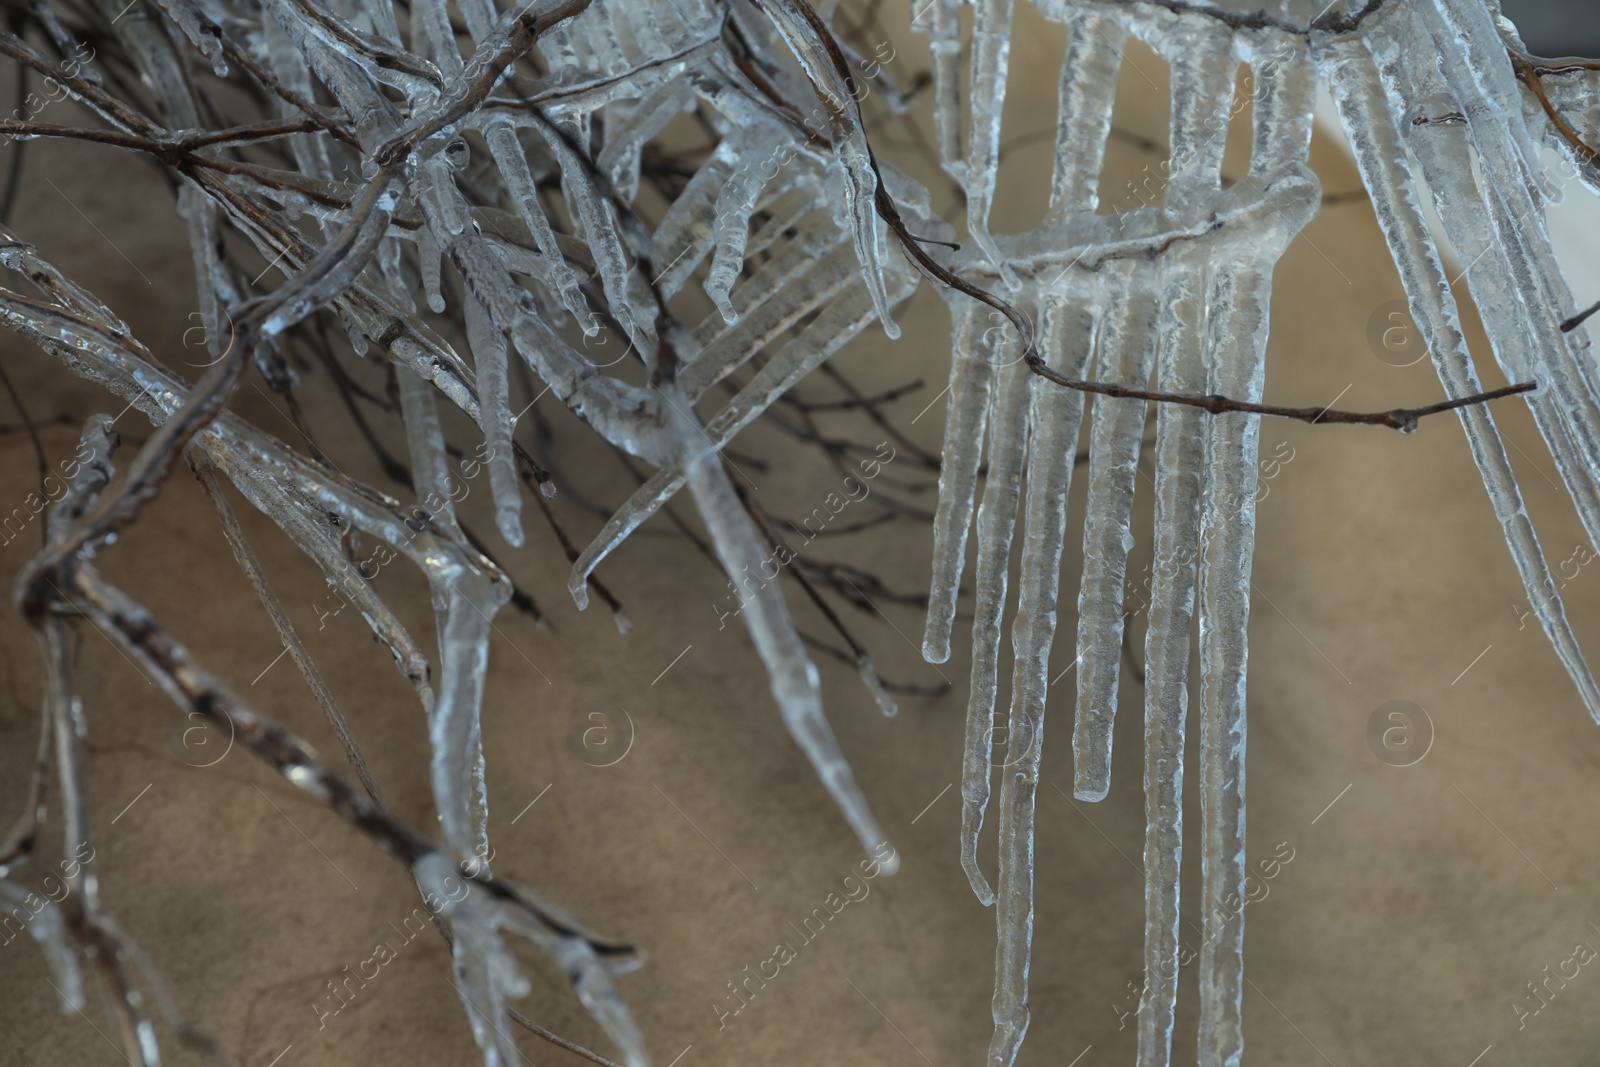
[915,0,1600,1065]
[0,0,939,1059]
[6,0,1600,1062]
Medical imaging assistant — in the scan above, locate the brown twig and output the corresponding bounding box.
[1025,357,1537,433]
[1509,49,1600,171]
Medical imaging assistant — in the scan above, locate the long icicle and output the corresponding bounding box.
[665,380,896,870]
[1137,241,1209,1067]
[1072,31,1233,803]
[1069,263,1156,801]
[1194,38,1317,1067]
[961,0,1017,286]
[987,296,1095,1067]
[959,4,1123,909]
[924,301,998,663]
[959,338,1032,905]
[1397,63,1600,722]
[1320,31,1600,720]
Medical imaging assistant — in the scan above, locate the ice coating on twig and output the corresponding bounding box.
[0,881,85,1011]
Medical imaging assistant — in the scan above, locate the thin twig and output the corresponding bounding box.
[1025,359,1537,433]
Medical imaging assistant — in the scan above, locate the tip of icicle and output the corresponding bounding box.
[970,881,997,908]
[875,844,901,877]
[857,657,898,716]
[1072,780,1109,804]
[881,315,902,341]
[539,479,557,500]
[612,610,631,634]
[568,580,590,611]
[922,635,951,664]
[497,511,524,548]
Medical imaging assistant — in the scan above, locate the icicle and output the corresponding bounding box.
[0,882,85,1011]
[419,150,471,237]
[1405,88,1600,614]
[465,291,524,547]
[1191,258,1261,1067]
[413,0,464,79]
[647,139,736,299]
[176,184,228,367]
[446,237,670,463]
[418,226,446,314]
[1045,12,1124,221]
[429,569,507,862]
[264,0,441,100]
[1159,30,1236,212]
[1321,35,1600,722]
[150,0,228,76]
[1073,32,1232,803]
[261,7,336,184]
[961,0,1018,285]
[364,0,401,46]
[625,1,669,59]
[1136,246,1208,1067]
[745,191,822,262]
[379,234,414,313]
[262,0,402,150]
[684,240,855,399]
[1187,48,1318,1067]
[664,379,896,870]
[705,130,782,323]
[924,302,997,663]
[456,0,500,44]
[485,119,590,326]
[398,361,460,524]
[581,7,632,76]
[911,0,966,181]
[1415,0,1548,198]
[1071,267,1157,802]
[568,261,918,616]
[958,339,1031,906]
[1395,19,1600,416]
[1374,1,1600,424]
[984,297,1094,1067]
[857,655,898,717]
[536,122,654,355]
[744,0,901,339]
[596,77,693,204]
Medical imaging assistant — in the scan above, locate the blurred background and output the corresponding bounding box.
[3,3,1600,1066]
[1501,0,1600,59]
